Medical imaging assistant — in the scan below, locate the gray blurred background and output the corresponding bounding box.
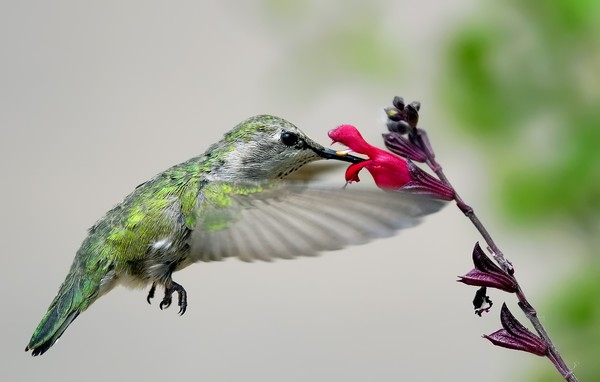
[2,1,596,381]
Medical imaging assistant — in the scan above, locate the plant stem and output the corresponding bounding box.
[416,130,579,382]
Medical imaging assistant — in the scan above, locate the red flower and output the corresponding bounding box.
[328,124,455,200]
[328,125,412,189]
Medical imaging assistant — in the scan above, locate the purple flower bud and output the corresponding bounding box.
[412,128,435,160]
[386,120,410,134]
[409,100,421,112]
[405,103,419,128]
[383,132,427,162]
[400,160,455,200]
[384,107,403,122]
[392,96,405,111]
[384,97,420,133]
[458,243,518,293]
[483,303,549,356]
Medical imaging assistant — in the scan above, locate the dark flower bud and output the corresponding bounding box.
[412,129,435,160]
[483,303,549,357]
[405,103,419,128]
[458,243,518,293]
[409,100,421,112]
[392,96,405,111]
[386,120,410,134]
[384,107,403,122]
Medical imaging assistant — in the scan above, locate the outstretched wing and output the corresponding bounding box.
[188,181,445,262]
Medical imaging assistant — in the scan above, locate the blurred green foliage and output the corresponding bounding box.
[291,15,404,83]
[442,0,600,229]
[260,0,404,89]
[443,0,600,380]
[527,270,600,382]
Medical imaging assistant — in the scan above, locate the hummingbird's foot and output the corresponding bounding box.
[146,282,157,304]
[159,281,188,315]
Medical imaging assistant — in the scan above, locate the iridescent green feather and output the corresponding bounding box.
[197,181,268,231]
[26,155,210,355]
[102,159,206,263]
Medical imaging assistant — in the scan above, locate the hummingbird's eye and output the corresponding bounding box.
[280,131,299,146]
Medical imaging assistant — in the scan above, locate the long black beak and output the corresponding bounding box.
[314,147,365,164]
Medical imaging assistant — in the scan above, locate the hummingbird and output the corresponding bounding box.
[25,115,443,356]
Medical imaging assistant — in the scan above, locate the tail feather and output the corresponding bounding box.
[26,309,80,356]
[26,261,108,356]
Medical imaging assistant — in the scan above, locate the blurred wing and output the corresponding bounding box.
[188,181,445,262]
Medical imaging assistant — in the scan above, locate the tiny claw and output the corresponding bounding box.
[160,295,172,310]
[159,281,188,315]
[178,290,187,315]
[146,282,156,304]
[174,282,188,316]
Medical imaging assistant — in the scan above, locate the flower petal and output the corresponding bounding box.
[383,133,427,162]
[484,304,548,356]
[401,161,455,200]
[458,243,517,293]
[345,162,368,183]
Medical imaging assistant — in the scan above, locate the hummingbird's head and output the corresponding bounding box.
[209,115,363,181]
